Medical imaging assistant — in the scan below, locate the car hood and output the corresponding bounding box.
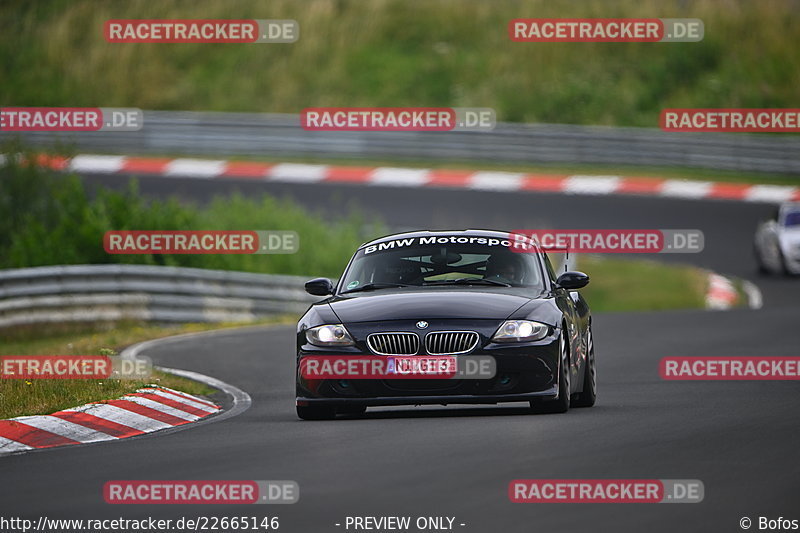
[327,289,536,323]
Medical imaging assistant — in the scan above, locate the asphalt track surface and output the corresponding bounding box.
[2,173,799,532]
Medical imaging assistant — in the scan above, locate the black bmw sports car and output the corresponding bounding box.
[295,229,595,420]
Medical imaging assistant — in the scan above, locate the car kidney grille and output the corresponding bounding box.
[367,332,420,355]
[425,331,479,355]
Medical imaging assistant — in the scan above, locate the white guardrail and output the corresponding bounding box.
[0,264,321,329]
[2,111,799,174]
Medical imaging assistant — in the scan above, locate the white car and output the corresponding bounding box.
[754,202,800,275]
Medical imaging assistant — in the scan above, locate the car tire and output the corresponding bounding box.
[766,237,787,275]
[296,404,336,420]
[572,327,596,408]
[530,332,570,414]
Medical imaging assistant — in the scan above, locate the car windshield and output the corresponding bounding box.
[340,238,544,292]
[782,211,800,227]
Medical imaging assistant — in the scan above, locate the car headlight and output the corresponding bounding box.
[306,324,355,346]
[492,320,550,342]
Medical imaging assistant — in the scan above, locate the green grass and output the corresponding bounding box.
[577,255,708,312]
[1,0,798,129]
[0,368,211,420]
[0,319,291,419]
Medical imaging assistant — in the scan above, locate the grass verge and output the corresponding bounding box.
[577,255,708,312]
[1,0,798,129]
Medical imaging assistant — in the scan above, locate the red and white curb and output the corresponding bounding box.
[0,386,220,456]
[704,273,763,310]
[18,154,800,203]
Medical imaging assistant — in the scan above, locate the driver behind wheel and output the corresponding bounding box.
[484,254,523,284]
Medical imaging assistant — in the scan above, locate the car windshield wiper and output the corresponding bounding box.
[423,278,512,287]
[340,282,412,294]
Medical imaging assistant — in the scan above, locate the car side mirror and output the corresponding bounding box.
[556,271,590,290]
[305,277,334,296]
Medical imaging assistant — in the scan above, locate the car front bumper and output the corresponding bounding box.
[296,388,558,408]
[296,336,562,407]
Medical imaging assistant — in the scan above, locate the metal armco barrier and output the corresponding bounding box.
[0,264,321,328]
[2,111,798,174]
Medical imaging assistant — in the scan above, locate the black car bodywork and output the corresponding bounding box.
[295,230,595,419]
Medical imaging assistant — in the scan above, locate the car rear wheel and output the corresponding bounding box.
[296,404,336,420]
[573,328,596,408]
[754,244,769,274]
[530,332,570,414]
[763,237,788,275]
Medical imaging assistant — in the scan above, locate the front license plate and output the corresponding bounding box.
[387,356,457,377]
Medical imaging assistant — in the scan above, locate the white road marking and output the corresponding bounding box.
[661,180,714,198]
[165,158,226,178]
[10,415,116,443]
[369,167,431,187]
[140,389,219,413]
[468,171,524,191]
[122,396,201,421]
[0,436,34,454]
[564,175,621,195]
[745,185,797,203]
[69,155,126,173]
[62,403,172,432]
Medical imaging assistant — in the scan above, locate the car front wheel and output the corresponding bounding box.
[573,327,596,408]
[531,332,570,414]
